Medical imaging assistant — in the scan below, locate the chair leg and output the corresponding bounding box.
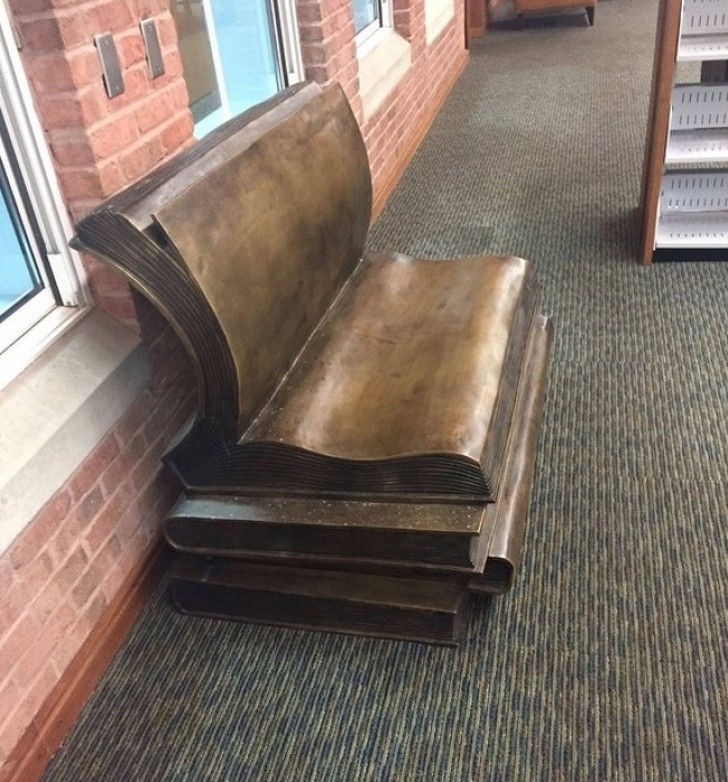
[586,6,595,25]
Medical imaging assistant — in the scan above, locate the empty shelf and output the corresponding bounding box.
[678,0,728,59]
[678,34,728,60]
[666,129,728,163]
[655,170,728,251]
[655,212,728,248]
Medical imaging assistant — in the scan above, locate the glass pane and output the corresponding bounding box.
[172,0,284,137]
[352,0,380,34]
[170,0,222,125]
[210,0,281,117]
[0,160,42,320]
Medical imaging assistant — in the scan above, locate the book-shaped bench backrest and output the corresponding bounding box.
[74,81,542,502]
[73,82,371,439]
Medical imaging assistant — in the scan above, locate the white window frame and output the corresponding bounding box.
[188,0,305,137]
[0,123,58,352]
[354,0,410,121]
[355,0,393,51]
[276,0,305,87]
[0,3,90,391]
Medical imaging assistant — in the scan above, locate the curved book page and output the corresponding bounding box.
[167,253,539,501]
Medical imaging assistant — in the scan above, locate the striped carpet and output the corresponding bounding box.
[43,1,728,779]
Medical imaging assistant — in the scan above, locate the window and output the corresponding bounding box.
[352,0,408,119]
[353,0,392,47]
[353,0,381,35]
[0,115,57,354]
[171,0,304,137]
[0,4,88,390]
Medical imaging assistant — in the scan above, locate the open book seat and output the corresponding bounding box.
[73,81,552,644]
[170,251,539,501]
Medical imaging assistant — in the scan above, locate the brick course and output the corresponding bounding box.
[0,332,196,769]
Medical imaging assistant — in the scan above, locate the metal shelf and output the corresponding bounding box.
[680,0,728,36]
[642,0,728,260]
[655,212,728,247]
[678,35,728,60]
[659,170,728,210]
[666,129,728,162]
[678,0,728,60]
[656,170,728,248]
[666,84,728,162]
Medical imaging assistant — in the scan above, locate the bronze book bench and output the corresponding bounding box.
[73,81,553,645]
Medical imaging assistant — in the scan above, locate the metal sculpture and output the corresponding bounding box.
[73,82,553,644]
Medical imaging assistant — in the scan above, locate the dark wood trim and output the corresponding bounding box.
[466,0,487,44]
[3,542,170,782]
[371,51,470,221]
[640,0,682,265]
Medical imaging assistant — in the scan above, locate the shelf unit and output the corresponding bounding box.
[641,0,728,262]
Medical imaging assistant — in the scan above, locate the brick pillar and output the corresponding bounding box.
[392,0,420,42]
[467,0,487,38]
[7,0,194,330]
[295,0,362,120]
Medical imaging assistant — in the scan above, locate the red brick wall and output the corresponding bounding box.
[0,315,196,768]
[364,6,466,200]
[0,0,196,772]
[295,0,467,200]
[296,0,362,115]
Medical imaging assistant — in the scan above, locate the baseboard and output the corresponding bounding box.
[3,542,170,782]
[371,50,469,221]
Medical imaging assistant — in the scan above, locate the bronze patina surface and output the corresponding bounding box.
[153,85,371,434]
[72,81,553,644]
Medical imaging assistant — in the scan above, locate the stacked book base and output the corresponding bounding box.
[168,315,552,645]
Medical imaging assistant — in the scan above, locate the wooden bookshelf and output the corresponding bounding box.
[642,0,728,263]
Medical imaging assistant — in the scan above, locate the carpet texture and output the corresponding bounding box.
[43,1,728,779]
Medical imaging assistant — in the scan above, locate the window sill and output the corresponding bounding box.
[0,310,150,555]
[358,28,412,121]
[425,0,455,44]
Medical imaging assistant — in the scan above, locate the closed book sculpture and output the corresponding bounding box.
[73,82,553,644]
